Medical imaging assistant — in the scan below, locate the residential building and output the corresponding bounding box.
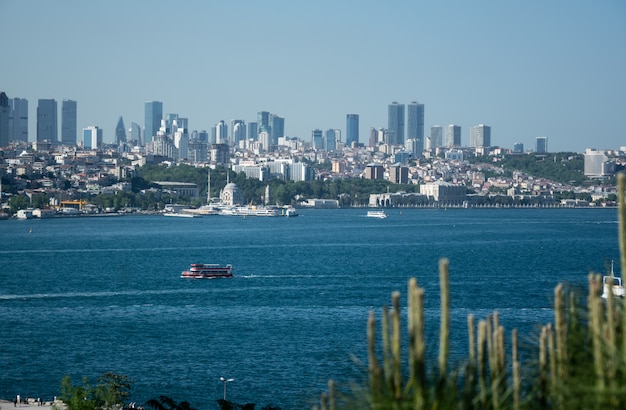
[407,101,424,155]
[430,126,443,148]
[83,126,103,149]
[61,99,77,146]
[445,124,461,147]
[37,99,58,143]
[584,148,614,177]
[144,101,163,144]
[470,124,491,147]
[346,114,359,146]
[388,102,405,145]
[10,97,28,142]
[0,92,9,147]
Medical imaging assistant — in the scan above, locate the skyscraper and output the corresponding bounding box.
[115,116,127,145]
[536,137,548,153]
[83,126,103,149]
[407,102,424,154]
[129,122,142,145]
[61,99,77,146]
[0,92,9,147]
[37,99,58,143]
[270,114,284,148]
[470,124,491,147]
[445,124,461,147]
[144,101,163,144]
[247,122,258,141]
[215,120,228,144]
[346,114,359,146]
[430,126,443,148]
[232,120,246,146]
[312,129,323,149]
[10,97,28,142]
[387,102,405,145]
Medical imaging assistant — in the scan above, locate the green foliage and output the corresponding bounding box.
[8,195,29,214]
[59,372,132,410]
[146,396,197,410]
[473,152,587,185]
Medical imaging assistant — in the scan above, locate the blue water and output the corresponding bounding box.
[0,208,620,409]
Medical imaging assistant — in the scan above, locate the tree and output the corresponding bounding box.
[58,373,132,410]
[9,195,29,214]
[146,396,196,410]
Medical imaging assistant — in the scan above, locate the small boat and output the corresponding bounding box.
[367,210,387,219]
[601,261,624,299]
[181,263,234,279]
[164,212,203,218]
[284,207,298,217]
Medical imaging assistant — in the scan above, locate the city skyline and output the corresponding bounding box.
[1,1,624,153]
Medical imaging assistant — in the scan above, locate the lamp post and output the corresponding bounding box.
[220,377,234,401]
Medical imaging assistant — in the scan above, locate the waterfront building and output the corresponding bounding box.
[220,182,244,205]
[470,124,491,147]
[0,92,9,147]
[10,98,28,142]
[536,137,548,153]
[61,99,77,146]
[83,126,103,149]
[445,124,461,147]
[115,116,127,145]
[346,114,359,146]
[388,102,405,145]
[420,180,467,204]
[144,101,163,144]
[407,101,424,155]
[37,99,58,143]
[430,126,443,148]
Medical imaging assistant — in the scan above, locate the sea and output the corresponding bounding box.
[0,208,620,409]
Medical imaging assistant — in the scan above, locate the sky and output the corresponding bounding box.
[1,0,625,153]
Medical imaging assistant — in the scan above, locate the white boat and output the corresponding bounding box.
[367,210,387,219]
[602,261,624,299]
[220,205,280,217]
[284,207,298,217]
[181,263,234,279]
[163,212,202,218]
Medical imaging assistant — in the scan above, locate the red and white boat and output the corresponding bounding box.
[181,263,234,279]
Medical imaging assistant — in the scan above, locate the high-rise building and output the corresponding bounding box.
[445,124,461,147]
[83,126,103,149]
[407,102,424,154]
[215,120,228,144]
[388,102,405,145]
[513,143,524,153]
[37,99,58,143]
[536,137,548,153]
[584,148,614,177]
[324,129,337,151]
[115,116,127,145]
[61,99,77,146]
[247,122,258,141]
[346,114,359,146]
[470,124,491,147]
[144,101,163,144]
[258,111,271,135]
[312,129,323,149]
[10,97,28,142]
[270,114,284,148]
[231,120,246,146]
[0,92,9,147]
[430,126,443,148]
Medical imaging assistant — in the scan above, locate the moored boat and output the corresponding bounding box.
[602,261,624,299]
[181,263,234,279]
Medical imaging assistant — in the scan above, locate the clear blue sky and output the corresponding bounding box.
[1,0,625,153]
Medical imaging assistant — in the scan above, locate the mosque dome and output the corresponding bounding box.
[220,182,243,206]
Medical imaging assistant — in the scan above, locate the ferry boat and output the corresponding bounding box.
[367,210,387,219]
[181,263,234,279]
[602,261,624,299]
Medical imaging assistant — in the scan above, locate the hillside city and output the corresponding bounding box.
[1,94,625,218]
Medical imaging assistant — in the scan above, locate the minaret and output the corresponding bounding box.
[265,185,270,205]
[207,170,211,204]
